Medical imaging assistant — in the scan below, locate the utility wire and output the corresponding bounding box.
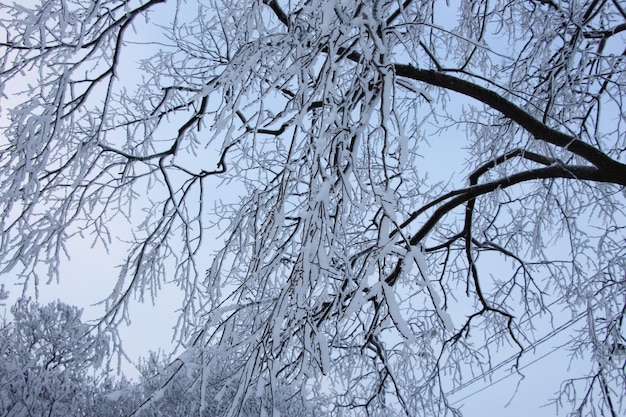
[451,338,572,405]
[478,294,571,357]
[446,307,589,398]
[443,289,592,397]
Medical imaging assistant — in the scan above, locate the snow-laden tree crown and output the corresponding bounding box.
[1,0,625,415]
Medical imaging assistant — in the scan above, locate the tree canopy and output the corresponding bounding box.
[1,0,625,415]
[0,299,111,416]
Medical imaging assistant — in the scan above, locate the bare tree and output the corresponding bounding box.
[0,299,110,416]
[1,0,625,415]
[123,349,323,417]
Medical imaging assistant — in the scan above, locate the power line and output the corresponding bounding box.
[451,338,571,405]
[446,307,589,398]
[478,294,572,357]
